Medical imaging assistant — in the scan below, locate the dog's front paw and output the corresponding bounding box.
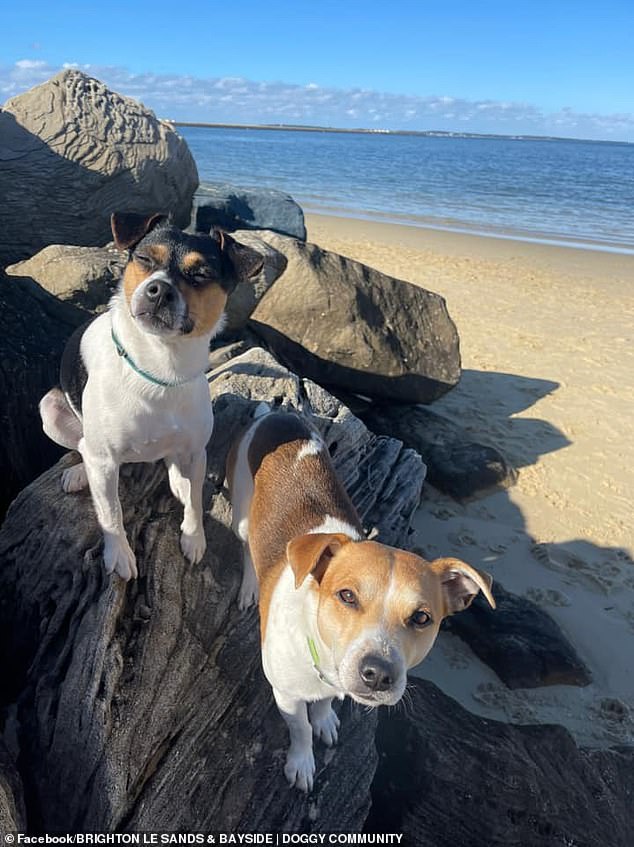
[311,707,340,747]
[284,746,315,793]
[61,462,88,493]
[103,535,138,581]
[180,529,206,564]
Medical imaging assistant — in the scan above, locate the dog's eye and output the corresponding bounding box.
[187,271,212,288]
[410,610,432,628]
[337,589,357,607]
[135,253,152,269]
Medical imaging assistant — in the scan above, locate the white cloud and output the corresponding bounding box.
[14,59,47,69]
[0,59,632,142]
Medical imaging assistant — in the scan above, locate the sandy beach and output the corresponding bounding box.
[307,212,634,748]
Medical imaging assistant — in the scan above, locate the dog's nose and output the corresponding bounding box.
[145,279,176,307]
[359,655,395,692]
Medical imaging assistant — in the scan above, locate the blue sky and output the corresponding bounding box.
[2,0,633,140]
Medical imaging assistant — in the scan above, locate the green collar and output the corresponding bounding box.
[111,328,193,388]
[307,636,338,688]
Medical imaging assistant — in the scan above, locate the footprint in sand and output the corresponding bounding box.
[472,682,536,723]
[530,543,616,592]
[437,635,470,670]
[615,549,634,564]
[473,505,496,521]
[525,587,572,607]
[430,507,457,521]
[597,697,630,724]
[589,698,634,743]
[447,531,478,548]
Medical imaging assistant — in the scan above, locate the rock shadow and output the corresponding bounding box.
[433,367,570,469]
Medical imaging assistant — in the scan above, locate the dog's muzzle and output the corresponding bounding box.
[358,654,397,692]
[341,649,406,707]
[132,275,187,334]
[145,278,176,309]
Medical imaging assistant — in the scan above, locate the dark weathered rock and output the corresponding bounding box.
[360,404,517,500]
[444,582,592,689]
[0,70,198,266]
[0,270,87,516]
[6,244,125,311]
[0,348,424,832]
[0,741,26,836]
[249,232,461,404]
[366,678,634,847]
[193,181,306,240]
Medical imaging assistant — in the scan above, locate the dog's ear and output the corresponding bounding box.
[430,557,496,615]
[111,212,167,250]
[287,533,352,589]
[215,230,264,283]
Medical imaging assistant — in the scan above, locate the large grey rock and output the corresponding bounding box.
[367,678,634,847]
[249,232,461,404]
[0,347,424,832]
[359,404,517,500]
[193,181,306,240]
[6,243,125,311]
[0,70,198,266]
[0,269,87,516]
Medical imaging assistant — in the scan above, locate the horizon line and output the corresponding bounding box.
[169,120,633,146]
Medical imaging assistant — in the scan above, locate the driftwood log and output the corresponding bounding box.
[0,347,424,833]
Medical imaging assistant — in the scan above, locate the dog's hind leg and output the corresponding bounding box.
[40,388,82,450]
[61,462,89,493]
[40,388,89,493]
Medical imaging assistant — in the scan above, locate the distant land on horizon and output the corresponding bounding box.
[170,120,632,146]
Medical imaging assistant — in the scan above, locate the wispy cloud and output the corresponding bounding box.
[1,59,632,142]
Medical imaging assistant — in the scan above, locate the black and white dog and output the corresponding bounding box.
[40,212,262,580]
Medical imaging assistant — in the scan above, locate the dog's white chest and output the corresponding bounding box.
[126,413,198,461]
[115,384,213,463]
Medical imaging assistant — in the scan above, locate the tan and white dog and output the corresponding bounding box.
[228,409,495,791]
[39,212,262,580]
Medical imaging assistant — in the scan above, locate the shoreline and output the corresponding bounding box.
[306,211,634,749]
[303,207,634,256]
[305,211,634,284]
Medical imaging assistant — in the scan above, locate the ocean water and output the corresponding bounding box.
[179,126,634,253]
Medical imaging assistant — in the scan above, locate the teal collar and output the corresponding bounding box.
[111,328,193,388]
[307,636,338,688]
